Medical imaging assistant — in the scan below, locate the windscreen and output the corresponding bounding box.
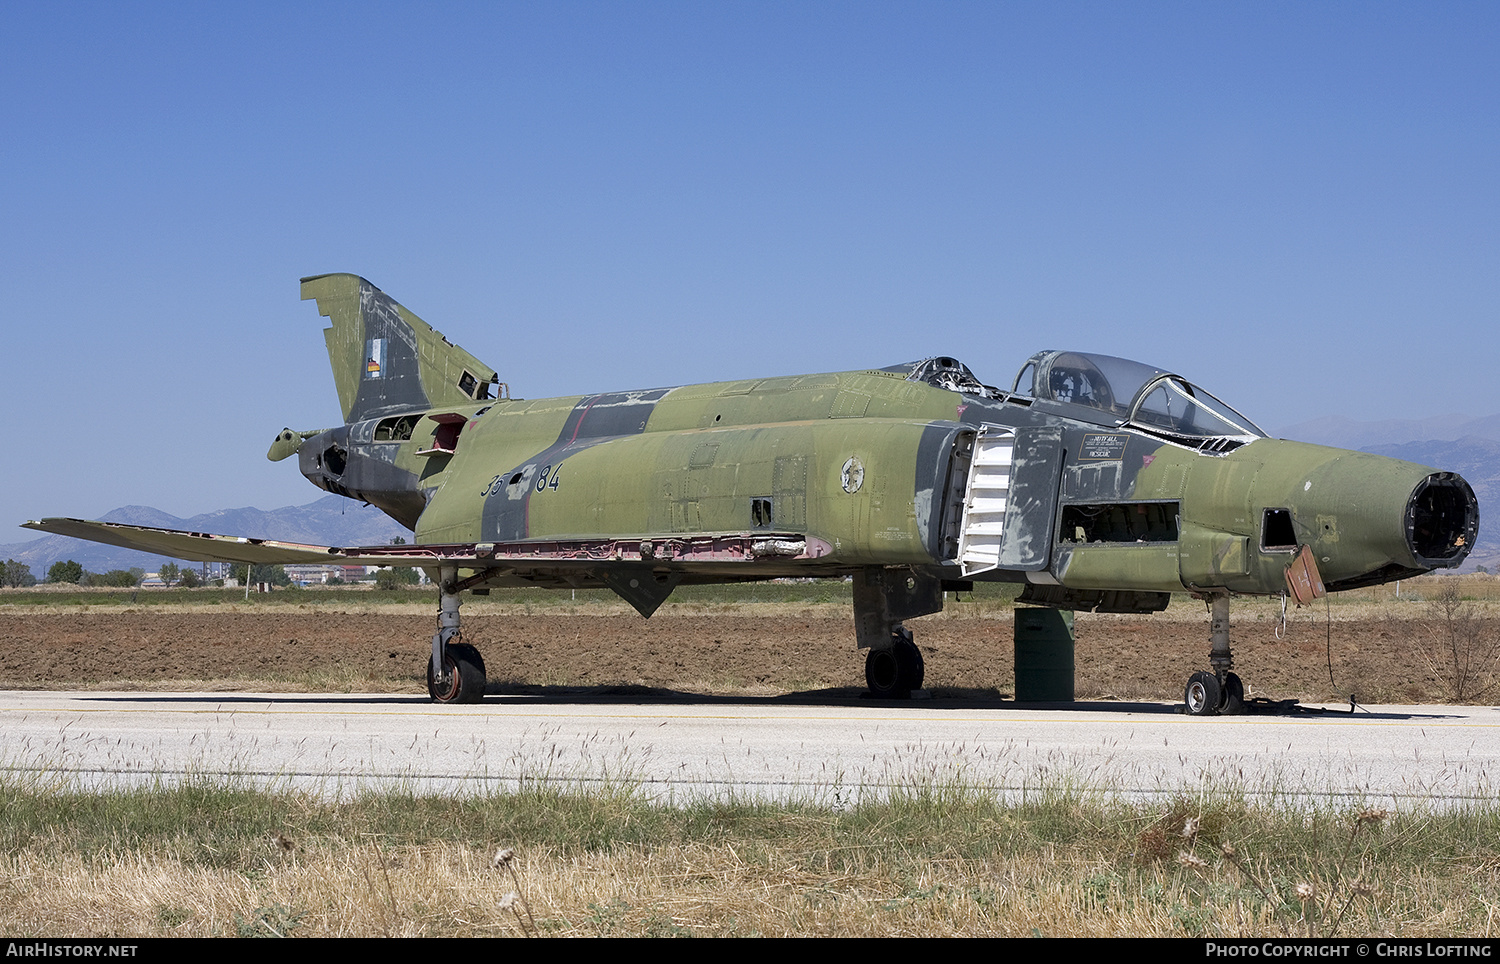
[1016,351,1265,437]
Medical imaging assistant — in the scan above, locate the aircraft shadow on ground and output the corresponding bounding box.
[77,686,1133,710]
[78,689,1463,719]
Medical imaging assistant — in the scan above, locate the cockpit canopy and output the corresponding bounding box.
[1013,350,1265,439]
[894,351,1265,442]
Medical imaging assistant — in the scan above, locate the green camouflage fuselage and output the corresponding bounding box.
[299,364,1470,600]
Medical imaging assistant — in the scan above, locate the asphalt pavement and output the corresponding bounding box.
[2,690,1496,807]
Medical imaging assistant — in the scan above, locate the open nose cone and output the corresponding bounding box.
[1406,473,1479,568]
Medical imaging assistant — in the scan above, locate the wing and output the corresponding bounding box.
[22,518,829,571]
[22,518,421,566]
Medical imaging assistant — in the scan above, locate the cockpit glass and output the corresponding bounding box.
[1134,378,1262,437]
[1016,351,1264,438]
[1020,352,1166,417]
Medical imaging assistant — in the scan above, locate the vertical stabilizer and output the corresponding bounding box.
[300,274,499,424]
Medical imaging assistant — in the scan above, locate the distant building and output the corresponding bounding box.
[285,564,360,586]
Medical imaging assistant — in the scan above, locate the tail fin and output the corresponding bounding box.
[300,273,499,424]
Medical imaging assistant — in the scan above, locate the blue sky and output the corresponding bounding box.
[3,1,1497,535]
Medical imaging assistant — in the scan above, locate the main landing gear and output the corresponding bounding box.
[427,565,488,704]
[854,568,941,699]
[1183,594,1246,716]
[864,625,926,699]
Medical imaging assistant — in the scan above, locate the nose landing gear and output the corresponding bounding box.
[1183,595,1246,716]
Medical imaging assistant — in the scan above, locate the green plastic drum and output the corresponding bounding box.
[1014,607,1075,702]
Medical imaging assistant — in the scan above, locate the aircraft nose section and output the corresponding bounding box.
[1295,450,1479,591]
[1405,472,1479,568]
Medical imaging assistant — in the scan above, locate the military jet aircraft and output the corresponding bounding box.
[27,274,1479,714]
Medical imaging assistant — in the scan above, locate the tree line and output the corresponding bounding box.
[1,559,214,588]
[3,557,417,589]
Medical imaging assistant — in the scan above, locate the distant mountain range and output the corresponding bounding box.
[1,496,410,576]
[4,416,1496,578]
[1277,413,1500,450]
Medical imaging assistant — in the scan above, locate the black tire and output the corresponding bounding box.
[1221,672,1245,716]
[865,629,925,699]
[894,630,925,693]
[865,647,903,698]
[1184,671,1221,716]
[427,641,487,704]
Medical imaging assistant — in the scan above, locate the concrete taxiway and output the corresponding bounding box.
[1,690,1496,806]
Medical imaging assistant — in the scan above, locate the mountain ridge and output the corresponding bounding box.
[3,496,411,575]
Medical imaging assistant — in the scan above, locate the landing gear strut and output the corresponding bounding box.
[428,565,487,703]
[1183,595,1245,716]
[853,568,941,699]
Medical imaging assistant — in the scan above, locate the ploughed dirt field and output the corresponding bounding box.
[0,595,1490,705]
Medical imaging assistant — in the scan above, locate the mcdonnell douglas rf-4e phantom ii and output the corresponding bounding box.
[28,275,1480,714]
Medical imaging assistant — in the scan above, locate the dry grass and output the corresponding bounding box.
[2,777,1500,938]
[4,829,1496,938]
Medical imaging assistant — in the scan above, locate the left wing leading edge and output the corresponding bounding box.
[22,518,827,572]
[22,518,429,566]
